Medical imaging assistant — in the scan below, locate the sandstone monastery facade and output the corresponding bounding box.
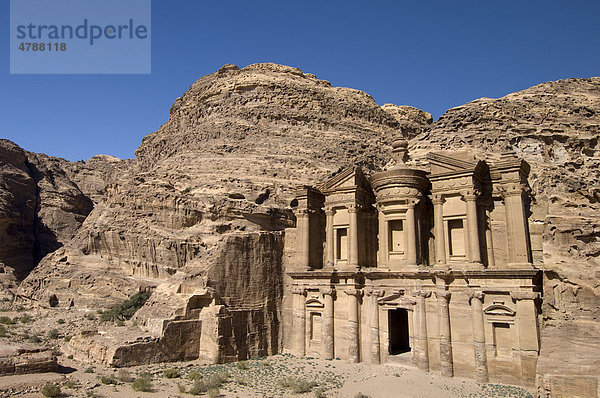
[286,139,541,386]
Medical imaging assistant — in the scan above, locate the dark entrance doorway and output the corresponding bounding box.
[389,308,410,355]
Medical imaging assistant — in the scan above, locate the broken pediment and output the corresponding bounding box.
[427,152,489,182]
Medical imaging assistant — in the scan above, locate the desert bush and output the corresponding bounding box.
[27,334,41,343]
[131,377,153,392]
[20,315,32,323]
[177,383,187,393]
[84,313,96,321]
[64,335,72,342]
[188,379,207,395]
[100,374,118,385]
[163,368,180,378]
[100,291,152,323]
[314,388,327,398]
[187,370,202,380]
[236,360,249,370]
[47,329,59,339]
[57,318,65,324]
[40,382,61,397]
[354,394,371,398]
[63,379,77,388]
[0,316,16,324]
[84,367,95,373]
[0,325,7,337]
[208,387,220,398]
[279,377,318,394]
[235,374,248,385]
[117,369,134,382]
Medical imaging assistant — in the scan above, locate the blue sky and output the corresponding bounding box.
[1,0,599,161]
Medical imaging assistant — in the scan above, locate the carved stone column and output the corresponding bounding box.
[502,185,532,265]
[432,194,446,265]
[463,190,481,264]
[366,289,384,363]
[345,288,363,363]
[294,209,311,269]
[321,288,336,360]
[435,290,454,377]
[406,201,418,266]
[291,287,306,356]
[414,290,431,372]
[511,291,540,385]
[469,291,489,383]
[378,205,388,268]
[325,207,335,267]
[484,206,495,267]
[348,204,359,268]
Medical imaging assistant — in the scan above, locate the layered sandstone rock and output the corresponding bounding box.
[0,342,58,376]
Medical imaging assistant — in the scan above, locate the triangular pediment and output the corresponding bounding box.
[318,166,372,194]
[428,152,479,174]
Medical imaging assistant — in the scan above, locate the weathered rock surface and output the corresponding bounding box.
[0,342,58,376]
[0,140,36,291]
[381,103,433,139]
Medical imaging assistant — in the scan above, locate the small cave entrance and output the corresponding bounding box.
[388,308,411,355]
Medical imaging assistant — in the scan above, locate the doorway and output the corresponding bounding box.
[389,308,411,355]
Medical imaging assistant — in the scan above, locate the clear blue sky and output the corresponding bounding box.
[1,0,599,161]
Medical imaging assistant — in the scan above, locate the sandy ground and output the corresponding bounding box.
[0,307,534,398]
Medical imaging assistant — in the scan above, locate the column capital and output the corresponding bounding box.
[414,290,431,299]
[347,203,360,213]
[324,207,336,216]
[434,290,452,301]
[431,193,445,205]
[461,189,480,202]
[294,208,310,216]
[498,183,526,199]
[291,286,306,296]
[365,288,385,298]
[469,291,484,302]
[510,291,539,301]
[320,287,336,297]
[344,288,363,298]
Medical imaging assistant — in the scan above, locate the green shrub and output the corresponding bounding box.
[278,377,318,394]
[189,379,208,395]
[47,329,59,339]
[235,375,248,385]
[236,360,249,370]
[84,313,96,321]
[84,367,95,373]
[64,335,72,342]
[117,369,134,382]
[20,315,32,323]
[27,334,41,343]
[187,371,202,380]
[57,318,65,324]
[0,316,16,324]
[41,382,61,397]
[116,320,125,327]
[315,388,327,398]
[100,374,118,385]
[177,383,187,393]
[163,368,180,378]
[100,291,152,323]
[0,325,7,337]
[63,379,77,388]
[208,387,220,398]
[131,377,153,392]
[67,355,73,359]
